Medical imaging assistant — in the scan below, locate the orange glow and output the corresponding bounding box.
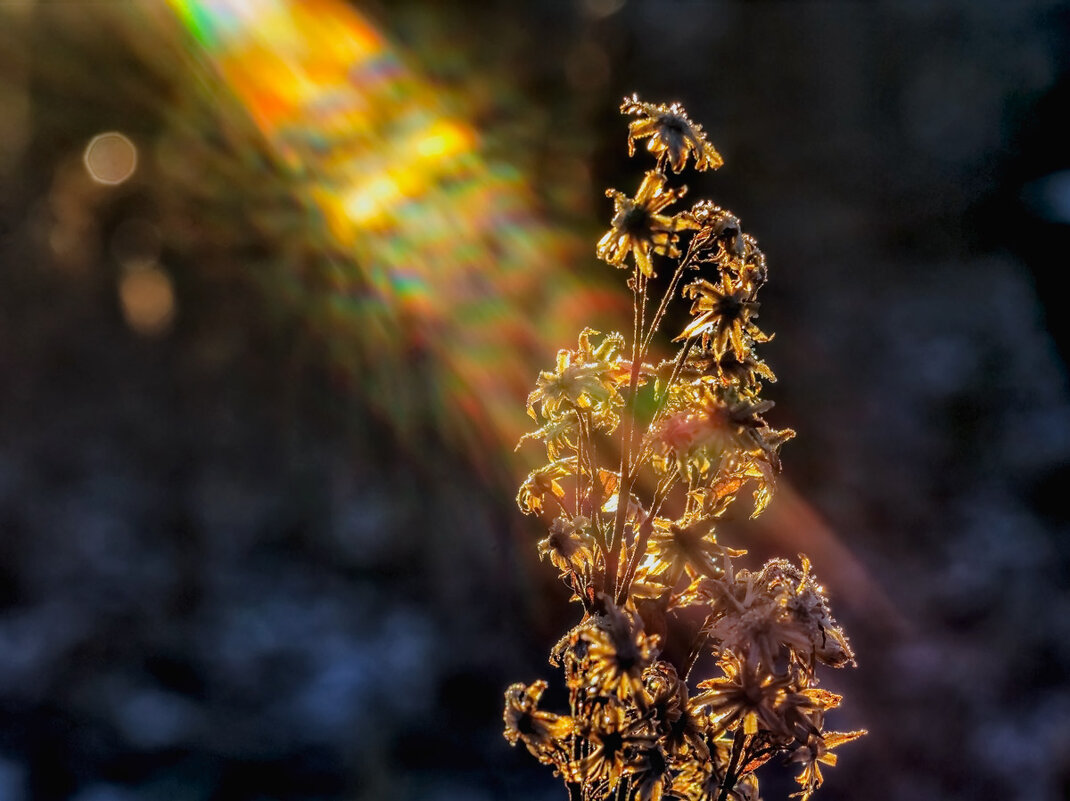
[167,0,622,473]
[119,264,176,336]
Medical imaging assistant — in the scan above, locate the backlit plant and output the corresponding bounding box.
[504,96,864,801]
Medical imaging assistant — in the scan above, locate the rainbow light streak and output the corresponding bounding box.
[167,0,620,470]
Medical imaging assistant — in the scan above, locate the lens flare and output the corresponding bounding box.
[165,0,621,474]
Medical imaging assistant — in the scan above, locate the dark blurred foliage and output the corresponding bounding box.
[2,1,1070,800]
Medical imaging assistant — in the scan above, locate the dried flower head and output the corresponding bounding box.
[503,680,574,766]
[597,171,695,278]
[789,728,867,801]
[627,743,673,801]
[677,273,768,361]
[582,702,657,790]
[539,515,596,575]
[582,601,660,699]
[693,653,794,738]
[645,516,728,583]
[622,94,724,173]
[527,328,631,425]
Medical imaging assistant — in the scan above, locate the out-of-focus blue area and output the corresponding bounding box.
[2,1,1070,800]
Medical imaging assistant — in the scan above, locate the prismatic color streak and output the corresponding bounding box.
[167,0,619,472]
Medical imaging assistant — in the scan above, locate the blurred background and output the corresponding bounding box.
[2,1,1070,799]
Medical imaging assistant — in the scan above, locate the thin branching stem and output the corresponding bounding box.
[684,623,712,681]
[616,468,677,604]
[607,269,647,591]
[717,728,747,801]
[642,249,695,356]
[652,336,695,423]
[577,411,608,557]
[576,411,590,520]
[651,468,679,520]
[628,337,695,481]
[552,493,572,519]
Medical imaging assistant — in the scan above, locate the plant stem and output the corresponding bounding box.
[606,270,647,592]
[615,468,675,604]
[642,255,690,355]
[717,728,746,801]
[649,337,694,430]
[577,411,607,557]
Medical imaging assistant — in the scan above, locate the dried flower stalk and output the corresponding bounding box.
[505,96,864,801]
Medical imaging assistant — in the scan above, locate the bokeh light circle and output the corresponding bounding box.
[118,264,176,336]
[83,131,138,185]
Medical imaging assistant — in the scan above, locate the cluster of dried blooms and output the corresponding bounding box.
[504,96,864,801]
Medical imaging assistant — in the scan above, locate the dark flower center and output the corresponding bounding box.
[621,204,651,235]
[657,113,691,154]
[717,293,745,320]
[669,710,692,740]
[615,643,639,674]
[672,526,706,561]
[719,351,743,372]
[644,747,668,776]
[517,711,537,736]
[658,113,689,136]
[548,529,576,556]
[600,730,624,756]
